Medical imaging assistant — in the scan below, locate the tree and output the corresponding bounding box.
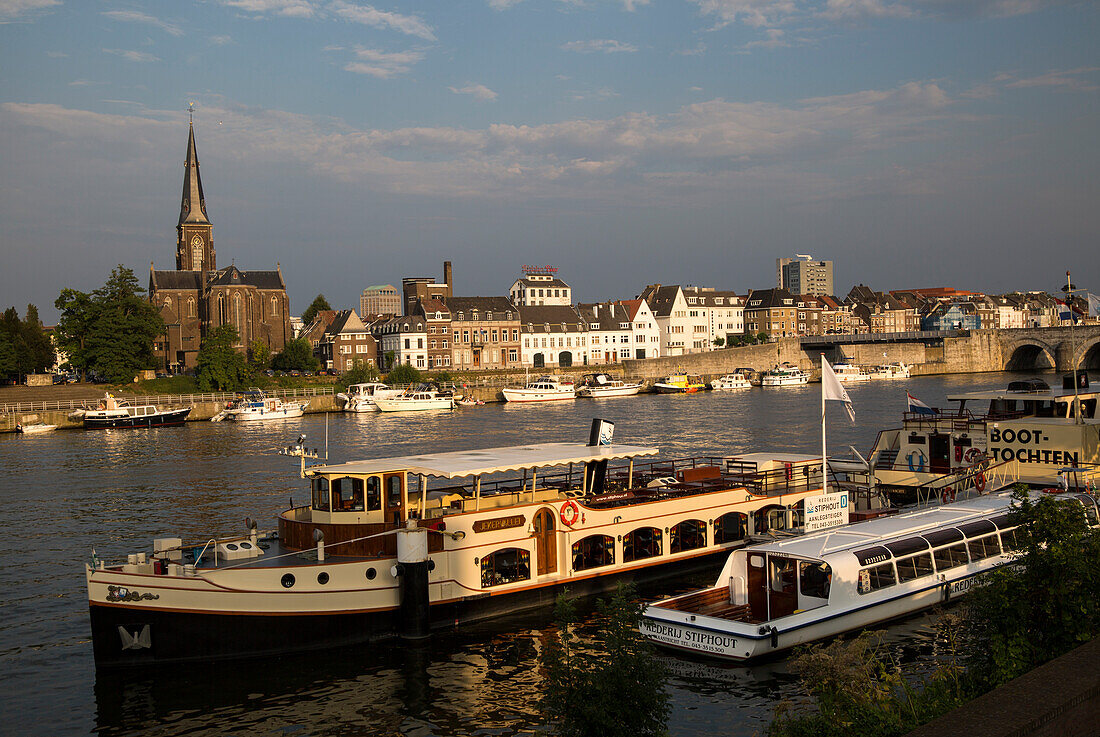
[713,337,725,348]
[386,363,422,385]
[301,294,331,328]
[84,266,164,383]
[22,304,56,374]
[272,337,319,372]
[0,330,17,382]
[54,288,95,379]
[541,583,671,737]
[248,339,272,372]
[339,360,380,388]
[196,324,251,391]
[0,308,28,381]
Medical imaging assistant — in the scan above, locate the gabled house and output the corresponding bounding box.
[518,304,588,368]
[448,297,521,370]
[317,310,377,373]
[639,284,693,355]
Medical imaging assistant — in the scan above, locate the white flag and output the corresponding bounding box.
[822,358,855,423]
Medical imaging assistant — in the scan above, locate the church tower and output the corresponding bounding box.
[176,120,215,272]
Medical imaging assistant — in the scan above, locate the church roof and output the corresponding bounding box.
[179,122,210,227]
[207,266,285,290]
[151,270,202,290]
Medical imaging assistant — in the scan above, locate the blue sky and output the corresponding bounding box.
[2,0,1098,321]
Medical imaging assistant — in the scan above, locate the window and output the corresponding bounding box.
[331,477,365,512]
[968,535,1001,560]
[387,475,402,508]
[932,543,969,570]
[481,548,531,587]
[858,563,896,594]
[572,535,615,571]
[799,561,832,599]
[895,553,934,582]
[713,512,747,544]
[623,527,662,562]
[404,338,410,350]
[670,519,706,553]
[365,476,382,510]
[311,477,330,512]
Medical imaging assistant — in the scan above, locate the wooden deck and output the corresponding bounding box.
[653,586,754,622]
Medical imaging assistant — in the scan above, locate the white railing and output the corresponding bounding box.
[0,386,336,415]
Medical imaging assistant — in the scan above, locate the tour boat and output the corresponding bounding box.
[832,363,871,383]
[653,373,706,393]
[373,388,455,412]
[869,363,910,380]
[868,374,1100,500]
[335,382,404,413]
[214,390,308,422]
[576,373,644,398]
[85,422,832,667]
[710,373,752,391]
[81,393,192,429]
[761,364,810,387]
[501,375,577,402]
[641,489,1100,662]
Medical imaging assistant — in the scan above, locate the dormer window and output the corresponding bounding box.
[457,311,464,320]
[590,323,600,330]
[486,311,493,320]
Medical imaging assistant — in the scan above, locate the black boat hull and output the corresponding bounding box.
[84,408,192,429]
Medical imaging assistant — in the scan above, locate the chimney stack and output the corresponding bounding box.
[443,261,452,286]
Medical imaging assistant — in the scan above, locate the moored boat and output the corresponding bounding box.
[335,382,404,413]
[15,422,57,434]
[501,375,576,402]
[641,489,1100,662]
[832,363,871,383]
[214,389,308,422]
[761,364,810,387]
[82,393,192,429]
[577,373,643,398]
[869,362,910,380]
[374,387,455,412]
[710,372,752,391]
[653,373,706,393]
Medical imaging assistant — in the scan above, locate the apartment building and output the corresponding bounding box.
[448,297,521,370]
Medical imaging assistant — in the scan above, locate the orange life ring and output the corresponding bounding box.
[941,487,956,504]
[974,472,986,493]
[560,500,580,527]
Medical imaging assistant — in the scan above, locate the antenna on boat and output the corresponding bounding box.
[279,432,320,478]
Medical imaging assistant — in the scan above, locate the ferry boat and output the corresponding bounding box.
[710,373,752,391]
[641,488,1100,662]
[869,362,910,380]
[85,422,830,667]
[374,387,455,412]
[335,382,404,413]
[868,374,1100,500]
[832,363,871,383]
[654,373,706,393]
[81,393,192,429]
[501,375,576,402]
[762,364,810,387]
[577,373,644,398]
[214,390,308,422]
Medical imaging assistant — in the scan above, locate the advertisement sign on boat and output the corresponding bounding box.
[803,491,849,532]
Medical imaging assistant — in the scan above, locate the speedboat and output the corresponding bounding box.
[16,422,58,434]
[577,373,643,398]
[82,393,192,429]
[869,362,910,380]
[214,389,308,422]
[501,375,576,402]
[653,373,706,393]
[832,363,871,383]
[710,373,752,391]
[335,382,404,413]
[761,364,809,387]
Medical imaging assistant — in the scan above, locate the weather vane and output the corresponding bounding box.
[188,101,194,124]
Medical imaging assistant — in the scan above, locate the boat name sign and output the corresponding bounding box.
[986,426,1080,466]
[804,491,849,533]
[640,618,740,656]
[473,515,527,533]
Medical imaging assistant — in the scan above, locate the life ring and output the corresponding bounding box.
[560,500,580,527]
[907,450,926,473]
[941,487,956,504]
[963,448,984,464]
[974,472,986,493]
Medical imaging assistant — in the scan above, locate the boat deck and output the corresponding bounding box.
[652,587,756,622]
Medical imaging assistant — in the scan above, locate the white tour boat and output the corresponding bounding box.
[80,393,192,429]
[577,373,644,398]
[761,364,810,387]
[374,387,456,412]
[710,373,752,391]
[501,375,576,403]
[85,422,832,666]
[335,382,404,413]
[641,488,1100,662]
[832,363,871,383]
[214,390,308,422]
[869,362,911,380]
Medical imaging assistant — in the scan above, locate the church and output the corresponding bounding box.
[150,121,292,372]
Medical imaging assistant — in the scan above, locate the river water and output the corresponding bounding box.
[0,371,1035,736]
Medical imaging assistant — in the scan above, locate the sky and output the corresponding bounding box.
[1,0,1098,322]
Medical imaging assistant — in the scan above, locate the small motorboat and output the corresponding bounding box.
[577,373,644,398]
[16,422,58,434]
[709,373,752,390]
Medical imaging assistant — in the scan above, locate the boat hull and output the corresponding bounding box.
[500,389,576,402]
[374,398,454,412]
[227,406,306,421]
[84,408,192,429]
[577,384,643,398]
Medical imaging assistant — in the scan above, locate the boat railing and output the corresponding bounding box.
[913,458,1021,507]
[0,386,336,415]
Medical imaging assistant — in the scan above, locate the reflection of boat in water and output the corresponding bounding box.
[577,373,643,398]
[654,373,706,393]
[501,375,576,402]
[81,394,192,429]
[86,421,832,666]
[761,364,809,387]
[642,489,1100,662]
[335,382,404,413]
[213,389,308,422]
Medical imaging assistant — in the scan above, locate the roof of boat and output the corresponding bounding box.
[312,442,660,478]
[947,387,1098,401]
[747,491,1020,561]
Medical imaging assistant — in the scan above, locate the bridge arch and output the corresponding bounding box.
[1073,337,1100,372]
[1003,339,1057,372]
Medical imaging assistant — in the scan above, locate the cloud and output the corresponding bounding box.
[218,0,318,17]
[46,50,68,58]
[449,84,499,101]
[343,47,425,78]
[689,0,799,29]
[1003,67,1100,92]
[104,49,161,63]
[622,0,651,9]
[742,27,790,48]
[487,0,524,8]
[561,39,638,53]
[328,0,435,40]
[101,9,184,36]
[210,34,233,45]
[0,0,59,22]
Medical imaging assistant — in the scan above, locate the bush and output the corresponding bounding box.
[338,361,380,389]
[386,363,422,385]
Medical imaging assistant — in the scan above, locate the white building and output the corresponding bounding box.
[577,302,633,365]
[621,298,661,360]
[518,305,588,368]
[375,315,428,370]
[510,268,572,307]
[681,288,745,348]
[639,284,694,356]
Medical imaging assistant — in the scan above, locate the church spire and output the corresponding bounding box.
[176,114,214,272]
[179,120,209,226]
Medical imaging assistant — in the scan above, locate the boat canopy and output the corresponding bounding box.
[311,442,659,479]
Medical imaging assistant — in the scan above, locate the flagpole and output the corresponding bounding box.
[821,353,827,495]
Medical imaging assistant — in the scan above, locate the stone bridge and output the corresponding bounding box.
[622,325,1100,380]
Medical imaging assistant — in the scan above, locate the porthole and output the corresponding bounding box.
[226,543,239,551]
[427,559,436,572]
[281,573,296,588]
[365,568,377,580]
[317,572,330,585]
[240,542,253,550]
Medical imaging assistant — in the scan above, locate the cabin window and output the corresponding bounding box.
[853,546,891,566]
[312,477,330,512]
[968,535,1001,561]
[895,553,934,582]
[387,475,402,508]
[713,512,748,544]
[933,544,969,571]
[331,477,365,512]
[623,527,662,562]
[572,535,615,571]
[670,520,706,553]
[769,556,797,594]
[799,561,831,599]
[999,527,1023,551]
[886,537,930,557]
[481,548,531,587]
[365,476,382,511]
[858,563,896,594]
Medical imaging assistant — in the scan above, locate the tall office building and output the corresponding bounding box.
[359,285,401,317]
[777,256,833,296]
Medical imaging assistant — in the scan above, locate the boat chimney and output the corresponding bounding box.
[584,419,614,497]
[395,518,431,639]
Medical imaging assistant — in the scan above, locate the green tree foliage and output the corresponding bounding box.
[541,583,671,737]
[713,337,725,347]
[300,294,331,328]
[53,266,164,383]
[196,324,251,391]
[0,330,18,381]
[272,337,319,372]
[248,339,272,372]
[0,308,29,381]
[385,363,422,385]
[963,486,1100,687]
[338,360,380,388]
[22,304,56,374]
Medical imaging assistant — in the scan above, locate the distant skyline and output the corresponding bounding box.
[2,0,1098,322]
